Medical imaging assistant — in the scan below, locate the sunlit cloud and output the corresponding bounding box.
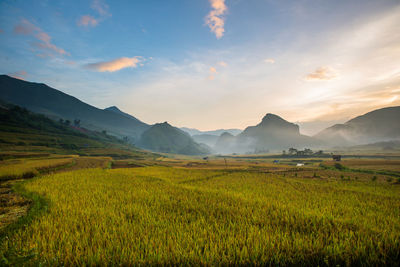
[77,15,99,27]
[218,61,227,67]
[8,70,27,80]
[264,58,275,64]
[208,66,218,80]
[305,66,337,81]
[13,19,68,57]
[85,57,141,72]
[91,0,111,16]
[205,0,227,39]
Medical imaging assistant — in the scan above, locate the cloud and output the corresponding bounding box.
[218,61,227,67]
[13,19,38,34]
[77,15,99,27]
[91,0,110,16]
[264,58,275,64]
[13,19,68,56]
[8,71,27,80]
[0,29,4,34]
[205,0,227,39]
[209,66,217,73]
[305,66,337,81]
[85,57,141,72]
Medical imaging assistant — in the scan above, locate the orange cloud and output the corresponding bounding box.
[305,66,337,81]
[77,15,99,27]
[85,57,141,72]
[13,19,68,56]
[205,0,227,39]
[8,71,27,80]
[218,61,227,67]
[264,58,275,64]
[209,66,217,73]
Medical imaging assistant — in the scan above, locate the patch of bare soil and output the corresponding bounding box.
[0,179,31,230]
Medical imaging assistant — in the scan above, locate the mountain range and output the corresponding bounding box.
[314,106,400,146]
[1,75,399,155]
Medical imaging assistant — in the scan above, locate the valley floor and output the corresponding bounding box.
[0,152,399,265]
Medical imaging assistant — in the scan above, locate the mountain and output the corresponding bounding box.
[138,122,210,155]
[180,127,242,136]
[215,114,319,154]
[0,75,149,142]
[192,134,219,147]
[0,102,151,159]
[214,132,236,154]
[315,106,400,146]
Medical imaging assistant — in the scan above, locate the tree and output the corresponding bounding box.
[74,119,81,127]
[64,120,71,126]
[304,148,313,155]
[288,148,297,155]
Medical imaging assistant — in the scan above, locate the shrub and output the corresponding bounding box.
[334,163,345,170]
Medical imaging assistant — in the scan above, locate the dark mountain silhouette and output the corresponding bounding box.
[315,106,400,146]
[138,122,210,155]
[0,75,149,141]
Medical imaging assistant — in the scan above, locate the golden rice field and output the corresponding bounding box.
[1,164,399,265]
[0,157,76,180]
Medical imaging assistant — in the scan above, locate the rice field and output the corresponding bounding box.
[0,157,76,180]
[1,163,399,265]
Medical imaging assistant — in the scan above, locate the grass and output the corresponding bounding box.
[1,164,399,265]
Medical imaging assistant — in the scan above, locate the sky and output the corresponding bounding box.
[0,0,399,135]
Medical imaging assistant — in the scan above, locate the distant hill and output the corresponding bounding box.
[180,127,242,136]
[139,122,210,155]
[192,134,219,148]
[214,132,236,154]
[315,106,400,146]
[215,114,320,154]
[0,75,149,142]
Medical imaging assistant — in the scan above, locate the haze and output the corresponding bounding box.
[0,0,399,134]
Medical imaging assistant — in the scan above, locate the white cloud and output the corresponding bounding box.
[91,0,111,16]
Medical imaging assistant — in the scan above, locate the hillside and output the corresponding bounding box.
[0,75,149,142]
[139,122,210,155]
[0,102,151,158]
[315,106,400,146]
[215,114,320,154]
